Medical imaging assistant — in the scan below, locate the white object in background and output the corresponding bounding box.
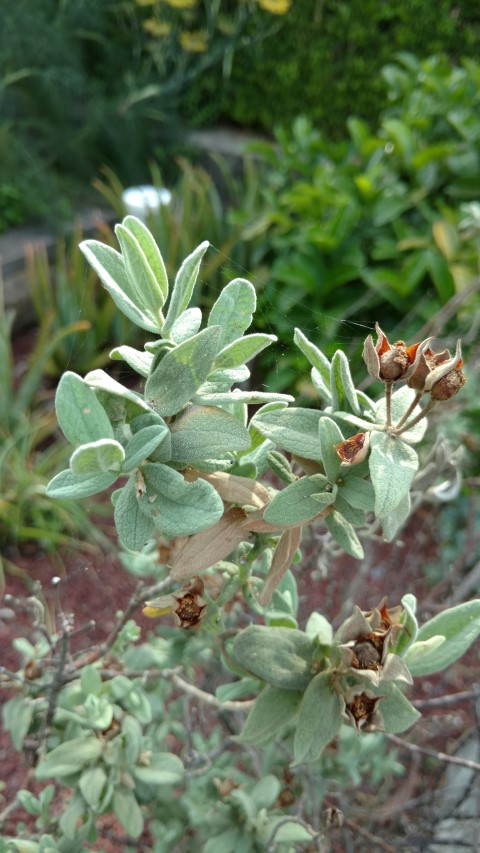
[122,185,172,221]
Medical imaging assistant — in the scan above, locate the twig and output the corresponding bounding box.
[167,670,255,712]
[413,688,480,709]
[68,577,172,675]
[386,734,480,772]
[37,615,71,755]
[394,390,423,430]
[328,808,398,853]
[394,397,437,436]
[384,381,393,427]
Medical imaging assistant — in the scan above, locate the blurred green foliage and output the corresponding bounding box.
[219,0,480,135]
[0,0,283,231]
[233,55,480,390]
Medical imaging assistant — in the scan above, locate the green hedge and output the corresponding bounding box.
[219,0,480,135]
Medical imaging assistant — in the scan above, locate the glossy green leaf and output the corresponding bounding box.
[251,407,322,460]
[369,431,419,517]
[145,326,221,416]
[232,625,314,690]
[263,475,333,527]
[46,468,117,499]
[139,462,223,536]
[70,439,125,475]
[114,475,155,551]
[405,600,480,676]
[55,372,113,446]
[208,278,256,347]
[293,673,342,763]
[169,404,251,463]
[163,241,209,333]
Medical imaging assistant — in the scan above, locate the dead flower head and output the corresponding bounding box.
[363,323,432,383]
[342,689,384,733]
[407,339,467,400]
[143,576,206,628]
[336,599,412,687]
[335,432,370,466]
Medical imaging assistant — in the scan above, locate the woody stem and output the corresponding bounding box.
[394,398,437,436]
[384,381,393,427]
[394,390,424,430]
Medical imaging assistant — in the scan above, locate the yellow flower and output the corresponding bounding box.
[180,30,208,52]
[258,0,292,14]
[165,0,197,9]
[143,18,172,36]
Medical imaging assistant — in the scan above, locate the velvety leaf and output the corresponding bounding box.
[330,350,360,414]
[122,424,170,471]
[122,214,168,303]
[46,469,117,499]
[70,439,125,475]
[114,475,155,551]
[235,685,303,746]
[293,673,342,763]
[305,612,333,645]
[115,224,165,327]
[113,786,144,839]
[378,685,421,733]
[55,372,113,446]
[213,333,276,370]
[163,241,209,333]
[2,696,33,750]
[132,752,184,786]
[318,416,344,482]
[194,390,293,406]
[170,307,202,343]
[339,477,375,511]
[208,278,256,347]
[169,404,251,463]
[405,600,480,676]
[85,369,151,415]
[259,527,302,606]
[293,328,331,388]
[80,240,160,332]
[79,766,107,810]
[145,326,221,416]
[381,492,411,541]
[325,510,364,558]
[369,431,419,517]
[109,345,154,378]
[251,407,322,460]
[35,737,103,779]
[232,625,314,690]
[139,462,223,536]
[263,475,333,527]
